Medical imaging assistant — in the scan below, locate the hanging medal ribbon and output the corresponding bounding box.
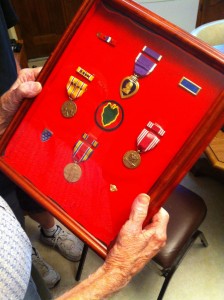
[123,121,165,169]
[135,53,157,77]
[61,76,88,118]
[147,121,165,136]
[142,45,162,62]
[73,140,94,162]
[64,134,98,183]
[120,53,157,99]
[82,133,98,148]
[67,76,88,99]
[137,129,160,152]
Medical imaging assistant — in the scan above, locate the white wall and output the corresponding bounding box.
[135,0,200,32]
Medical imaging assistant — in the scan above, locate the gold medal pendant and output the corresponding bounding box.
[61,100,77,118]
[64,163,82,183]
[120,75,139,99]
[123,150,141,169]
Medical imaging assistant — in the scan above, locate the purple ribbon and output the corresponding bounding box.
[134,53,157,77]
[143,45,162,61]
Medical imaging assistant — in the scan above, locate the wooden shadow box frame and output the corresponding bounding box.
[0,0,224,258]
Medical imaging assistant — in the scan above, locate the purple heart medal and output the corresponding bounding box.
[120,53,157,99]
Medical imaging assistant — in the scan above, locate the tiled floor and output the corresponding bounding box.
[26,171,224,299]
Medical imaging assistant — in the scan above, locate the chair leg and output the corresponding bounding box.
[157,230,208,300]
[75,244,89,281]
[198,230,208,247]
[157,268,176,300]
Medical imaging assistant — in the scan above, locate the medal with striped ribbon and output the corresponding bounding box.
[64,134,98,182]
[61,76,88,118]
[123,122,165,169]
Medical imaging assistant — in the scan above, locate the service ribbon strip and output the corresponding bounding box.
[97,32,116,46]
[179,77,201,95]
[76,67,94,82]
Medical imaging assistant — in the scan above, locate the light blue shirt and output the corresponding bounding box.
[0,196,32,300]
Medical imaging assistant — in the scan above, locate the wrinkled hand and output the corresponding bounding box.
[0,68,42,134]
[103,193,169,286]
[55,195,169,300]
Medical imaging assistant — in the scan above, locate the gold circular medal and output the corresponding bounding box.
[123,150,141,169]
[61,100,77,118]
[64,163,82,182]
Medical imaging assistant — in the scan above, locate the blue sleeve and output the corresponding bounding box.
[0,0,18,28]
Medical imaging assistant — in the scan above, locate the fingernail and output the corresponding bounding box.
[34,82,42,92]
[30,82,41,93]
[138,193,150,205]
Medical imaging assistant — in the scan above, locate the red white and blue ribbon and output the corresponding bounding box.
[97,32,116,46]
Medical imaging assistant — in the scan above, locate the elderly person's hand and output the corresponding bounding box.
[103,193,169,288]
[57,194,169,300]
[0,67,42,135]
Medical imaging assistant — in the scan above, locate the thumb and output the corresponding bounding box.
[1,82,42,115]
[129,193,150,226]
[13,81,42,100]
[1,81,42,115]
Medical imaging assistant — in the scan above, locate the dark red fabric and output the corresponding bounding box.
[3,2,224,245]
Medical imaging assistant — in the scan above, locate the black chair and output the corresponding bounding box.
[76,185,208,300]
[153,185,208,300]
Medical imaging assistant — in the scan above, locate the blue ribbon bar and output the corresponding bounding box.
[179,77,201,95]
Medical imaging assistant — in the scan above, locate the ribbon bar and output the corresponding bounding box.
[97,32,116,46]
[76,66,94,82]
[179,77,201,95]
